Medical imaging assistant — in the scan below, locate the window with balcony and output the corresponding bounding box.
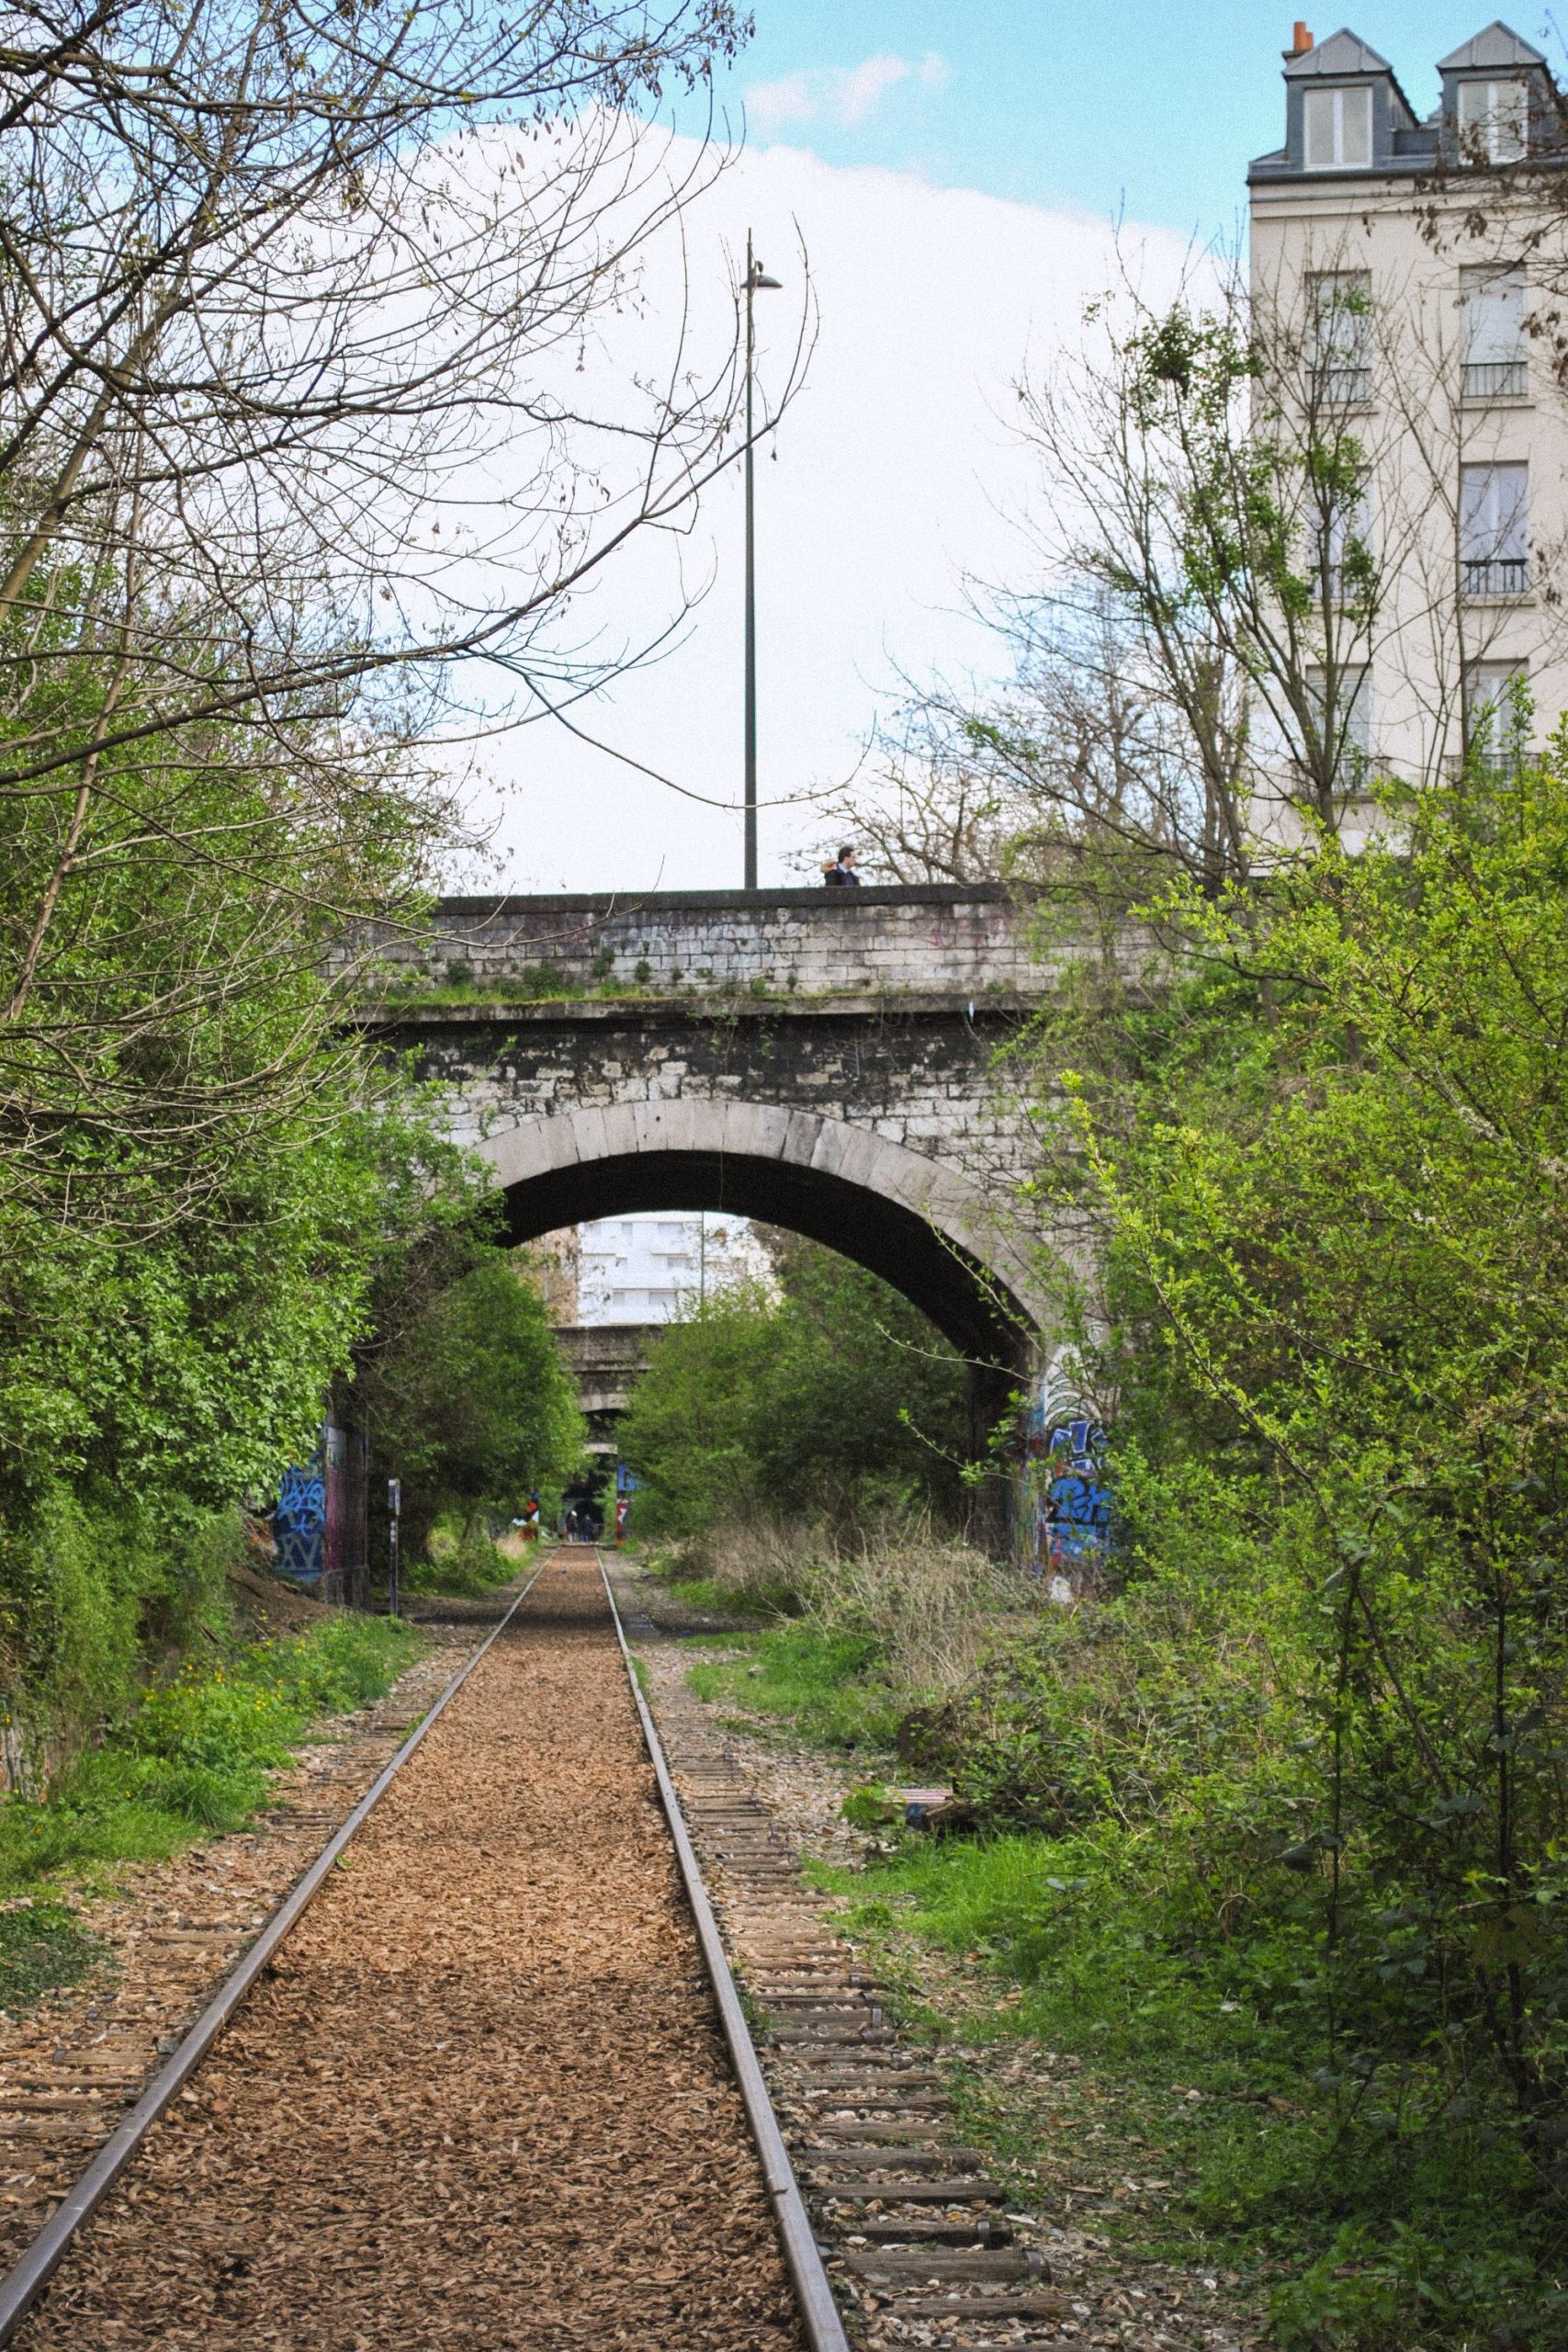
[1303,85,1374,170]
[1306,665,1373,785]
[1460,462,1529,596]
[1309,271,1372,404]
[1457,76,1529,164]
[1461,266,1528,399]
[1463,659,1529,770]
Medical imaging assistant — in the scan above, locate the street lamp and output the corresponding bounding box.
[743,232,782,891]
[386,1476,401,1618]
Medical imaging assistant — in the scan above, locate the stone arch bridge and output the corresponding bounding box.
[354,884,1062,1443]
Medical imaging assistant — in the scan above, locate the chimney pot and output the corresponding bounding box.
[1292,20,1314,51]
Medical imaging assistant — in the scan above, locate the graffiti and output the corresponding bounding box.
[1021,1390,1111,1597]
[271,1418,367,1600]
[273,1450,326,1585]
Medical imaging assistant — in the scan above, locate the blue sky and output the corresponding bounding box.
[704,2,1560,234]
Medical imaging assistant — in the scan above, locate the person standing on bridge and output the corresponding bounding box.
[823,844,861,888]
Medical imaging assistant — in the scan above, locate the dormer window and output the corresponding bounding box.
[1457,77,1529,162]
[1303,84,1373,167]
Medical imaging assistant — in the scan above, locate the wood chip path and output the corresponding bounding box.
[0,1633,473,2275]
[9,1554,804,2350]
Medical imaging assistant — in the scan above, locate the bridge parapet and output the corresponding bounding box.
[346,883,1045,1002]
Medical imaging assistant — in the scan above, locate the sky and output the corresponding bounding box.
[705,2,1551,238]
[464,1,1559,894]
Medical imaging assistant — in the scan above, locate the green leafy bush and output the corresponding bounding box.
[619,1242,970,1540]
[403,1524,519,1599]
[358,1253,583,1565]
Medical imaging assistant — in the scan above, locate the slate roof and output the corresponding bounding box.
[1437,21,1549,73]
[1282,28,1395,78]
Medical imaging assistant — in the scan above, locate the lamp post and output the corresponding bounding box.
[743,232,781,891]
[387,1476,401,1618]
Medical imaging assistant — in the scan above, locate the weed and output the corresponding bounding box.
[0,1902,109,2010]
[686,1624,900,1751]
[656,1574,791,1621]
[710,1592,1568,2348]
[0,1614,420,1894]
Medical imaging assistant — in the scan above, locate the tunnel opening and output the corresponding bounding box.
[500,1145,1036,1548]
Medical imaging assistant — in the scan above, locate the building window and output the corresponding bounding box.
[1306,665,1373,785]
[1464,660,1529,770]
[1309,271,1371,403]
[1315,470,1374,604]
[1461,266,1527,399]
[1460,462,1529,597]
[1457,77,1529,164]
[1303,84,1373,171]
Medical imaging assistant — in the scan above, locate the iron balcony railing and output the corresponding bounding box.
[1313,362,1371,406]
[1461,555,1530,598]
[1463,358,1528,400]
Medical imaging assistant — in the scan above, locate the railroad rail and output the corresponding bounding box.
[0,1562,547,2346]
[609,1559,1072,2351]
[0,1553,852,2350]
[0,1548,1061,2349]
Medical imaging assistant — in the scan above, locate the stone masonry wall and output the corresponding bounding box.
[344,884,1043,1001]
[392,998,1032,1189]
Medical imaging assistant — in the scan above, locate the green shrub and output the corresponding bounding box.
[0,1491,244,1781]
[619,1242,971,1541]
[403,1528,517,1599]
[359,1253,583,1563]
[1270,2223,1562,2352]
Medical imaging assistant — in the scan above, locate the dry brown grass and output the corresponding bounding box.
[677,1514,1039,1699]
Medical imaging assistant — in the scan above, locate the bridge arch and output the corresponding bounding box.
[479,1098,1043,1380]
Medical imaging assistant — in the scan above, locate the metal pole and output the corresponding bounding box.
[387,1476,400,1617]
[743,231,758,891]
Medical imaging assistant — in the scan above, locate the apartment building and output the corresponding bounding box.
[1248,20,1568,797]
[576,1212,773,1325]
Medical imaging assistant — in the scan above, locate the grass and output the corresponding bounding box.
[0,1613,422,1894]
[0,1901,111,2012]
[817,1835,1562,2348]
[655,1574,793,1620]
[684,1623,902,1751]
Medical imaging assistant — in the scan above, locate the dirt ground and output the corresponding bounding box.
[10,1554,803,2351]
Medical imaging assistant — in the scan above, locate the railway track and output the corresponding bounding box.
[0,1551,841,2350]
[0,1633,472,2280]
[609,1567,1073,2352]
[0,1548,1077,2350]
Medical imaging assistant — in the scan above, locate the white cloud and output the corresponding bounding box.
[747,51,948,133]
[457,139,1194,894]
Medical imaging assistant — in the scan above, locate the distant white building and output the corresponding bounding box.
[576,1212,773,1325]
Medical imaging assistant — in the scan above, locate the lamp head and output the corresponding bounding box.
[749,259,783,291]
